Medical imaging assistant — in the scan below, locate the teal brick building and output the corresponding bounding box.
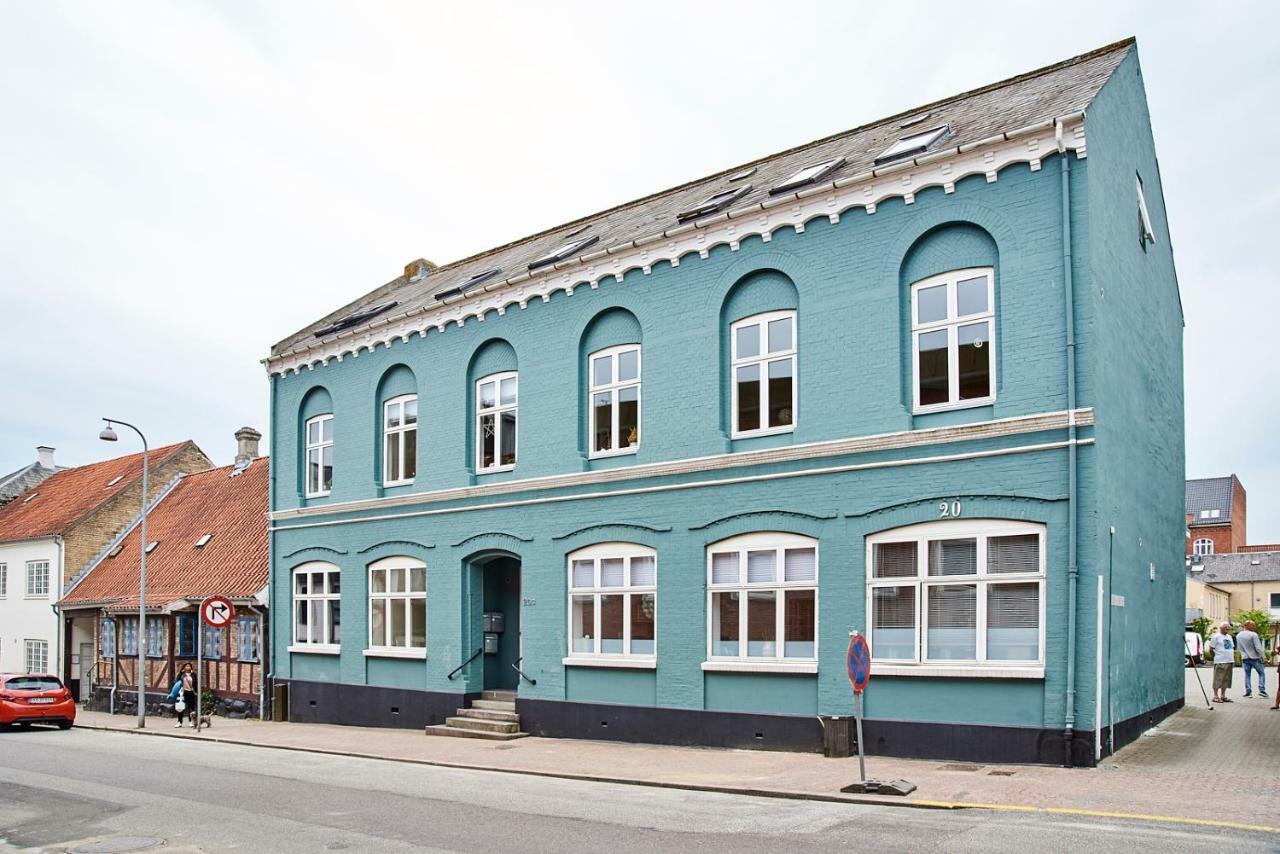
[263,39,1183,765]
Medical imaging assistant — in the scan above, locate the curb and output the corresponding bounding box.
[73,723,1280,834]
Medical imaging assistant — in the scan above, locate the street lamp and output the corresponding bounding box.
[100,418,148,729]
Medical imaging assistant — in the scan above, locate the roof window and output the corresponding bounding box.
[875,124,951,165]
[195,533,213,548]
[728,166,756,182]
[108,543,124,559]
[22,492,37,503]
[564,223,591,238]
[899,112,933,129]
[313,300,399,338]
[769,157,845,195]
[676,185,752,222]
[434,268,503,302]
[144,541,159,554]
[529,236,599,270]
[106,475,124,488]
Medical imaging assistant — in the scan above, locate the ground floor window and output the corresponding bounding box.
[146,618,163,658]
[177,614,196,657]
[25,639,48,674]
[867,519,1045,666]
[567,543,656,660]
[100,618,116,659]
[120,617,139,656]
[707,532,817,663]
[202,624,224,659]
[293,562,341,649]
[237,616,260,662]
[368,557,427,653]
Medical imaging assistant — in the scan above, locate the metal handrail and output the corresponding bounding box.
[448,647,483,680]
[511,657,536,686]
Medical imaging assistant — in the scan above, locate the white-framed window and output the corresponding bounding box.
[24,640,48,674]
[383,394,418,485]
[567,543,656,662]
[304,414,334,497]
[367,556,427,656]
[1193,538,1214,557]
[867,519,1045,668]
[589,345,641,458]
[706,532,817,668]
[100,618,116,659]
[292,562,341,651]
[911,267,996,412]
[476,371,518,472]
[25,560,49,597]
[731,311,796,437]
[0,563,6,597]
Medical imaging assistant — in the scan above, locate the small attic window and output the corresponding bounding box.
[770,158,846,195]
[676,185,751,222]
[728,166,756,182]
[195,533,213,548]
[899,112,932,129]
[564,223,591,238]
[108,543,124,559]
[144,541,159,554]
[106,475,124,488]
[434,268,503,302]
[312,300,399,338]
[1137,174,1155,250]
[529,235,599,270]
[22,493,37,504]
[875,124,951,165]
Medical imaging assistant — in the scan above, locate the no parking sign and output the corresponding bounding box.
[847,632,871,696]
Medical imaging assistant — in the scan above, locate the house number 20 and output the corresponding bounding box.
[938,500,962,518]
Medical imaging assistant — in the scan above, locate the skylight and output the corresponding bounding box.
[875,124,951,165]
[313,300,400,338]
[899,112,932,129]
[564,223,591,238]
[529,235,599,270]
[108,543,124,559]
[769,157,846,195]
[22,493,37,504]
[676,185,752,222]
[106,475,124,488]
[195,533,213,548]
[434,268,504,302]
[145,541,159,554]
[728,166,756,182]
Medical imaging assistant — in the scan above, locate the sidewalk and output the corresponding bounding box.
[75,669,1279,832]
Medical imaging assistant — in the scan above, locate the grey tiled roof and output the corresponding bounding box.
[270,38,1135,357]
[1186,476,1235,525]
[0,463,63,506]
[1192,552,1280,584]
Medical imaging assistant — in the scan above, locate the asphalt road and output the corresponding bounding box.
[0,727,1271,853]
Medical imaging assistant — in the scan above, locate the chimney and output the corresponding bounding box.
[234,427,262,464]
[404,258,436,282]
[36,446,55,469]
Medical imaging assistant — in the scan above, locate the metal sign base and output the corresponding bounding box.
[841,779,918,796]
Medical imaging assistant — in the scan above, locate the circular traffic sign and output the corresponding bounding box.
[847,632,871,695]
[201,595,235,628]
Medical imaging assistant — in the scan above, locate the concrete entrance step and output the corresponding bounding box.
[424,724,528,741]
[444,715,519,734]
[482,690,517,702]
[471,699,517,712]
[456,707,520,723]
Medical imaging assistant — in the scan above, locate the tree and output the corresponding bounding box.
[1189,615,1212,639]
[1232,608,1275,654]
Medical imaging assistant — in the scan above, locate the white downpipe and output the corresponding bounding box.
[1095,574,1104,763]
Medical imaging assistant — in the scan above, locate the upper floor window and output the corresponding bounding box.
[590,345,641,457]
[567,543,656,661]
[368,556,427,655]
[477,371,518,472]
[383,394,418,486]
[912,268,995,412]
[1193,538,1214,557]
[293,563,341,651]
[707,532,817,665]
[25,560,49,597]
[867,519,1044,666]
[731,311,796,437]
[304,414,334,497]
[0,563,7,597]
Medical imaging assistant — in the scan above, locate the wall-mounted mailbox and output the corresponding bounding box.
[483,611,505,633]
[483,632,500,655]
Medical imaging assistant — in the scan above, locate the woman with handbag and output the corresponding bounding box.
[172,663,196,728]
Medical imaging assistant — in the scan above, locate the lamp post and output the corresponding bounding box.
[99,418,148,729]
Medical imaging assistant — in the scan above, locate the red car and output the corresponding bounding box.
[0,673,76,729]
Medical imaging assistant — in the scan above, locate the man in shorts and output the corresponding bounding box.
[1207,622,1236,703]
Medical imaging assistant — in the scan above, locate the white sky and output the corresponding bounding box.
[2,2,1277,539]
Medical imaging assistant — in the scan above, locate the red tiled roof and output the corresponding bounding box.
[60,458,269,608]
[0,442,196,544]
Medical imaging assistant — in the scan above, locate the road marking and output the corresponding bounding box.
[912,800,1280,834]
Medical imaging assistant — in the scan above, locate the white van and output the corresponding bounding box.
[1184,631,1204,666]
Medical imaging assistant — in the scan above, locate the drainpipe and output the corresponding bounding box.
[1057,118,1080,767]
[245,602,267,720]
[53,535,64,683]
[266,376,278,722]
[109,610,118,714]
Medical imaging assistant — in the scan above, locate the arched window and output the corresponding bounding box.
[382,394,417,485]
[731,311,796,437]
[1193,538,1214,557]
[567,543,656,661]
[911,267,996,411]
[476,371,518,472]
[304,414,333,497]
[292,561,341,651]
[706,532,817,665]
[589,344,641,457]
[867,519,1044,666]
[367,556,427,656]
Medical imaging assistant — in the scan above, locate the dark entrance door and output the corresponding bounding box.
[482,556,521,691]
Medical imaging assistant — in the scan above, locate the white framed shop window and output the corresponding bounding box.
[565,543,656,667]
[365,556,427,659]
[866,518,1045,677]
[911,268,996,413]
[290,561,341,654]
[704,532,817,673]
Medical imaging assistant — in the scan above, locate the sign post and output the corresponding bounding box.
[840,630,916,797]
[197,596,234,733]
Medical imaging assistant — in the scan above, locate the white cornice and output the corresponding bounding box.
[265,114,1087,377]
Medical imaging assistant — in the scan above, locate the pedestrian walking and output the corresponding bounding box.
[173,663,197,727]
[1207,622,1236,704]
[1237,620,1267,698]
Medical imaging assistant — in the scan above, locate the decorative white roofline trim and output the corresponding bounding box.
[271,407,1094,523]
[264,113,1086,377]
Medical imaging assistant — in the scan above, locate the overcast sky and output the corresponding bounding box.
[2,2,1277,539]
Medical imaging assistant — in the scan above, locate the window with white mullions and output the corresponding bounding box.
[24,640,48,674]
[25,560,49,597]
[368,557,427,653]
[568,544,656,659]
[707,532,817,663]
[589,345,641,457]
[476,371,518,472]
[304,414,334,497]
[731,311,796,437]
[867,520,1044,666]
[1193,538,1213,557]
[293,563,342,648]
[382,394,418,485]
[911,268,995,412]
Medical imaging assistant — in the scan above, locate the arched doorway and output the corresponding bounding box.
[467,551,522,691]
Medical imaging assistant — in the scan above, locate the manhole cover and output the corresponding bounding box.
[937,763,983,772]
[987,769,1016,776]
[71,837,164,853]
